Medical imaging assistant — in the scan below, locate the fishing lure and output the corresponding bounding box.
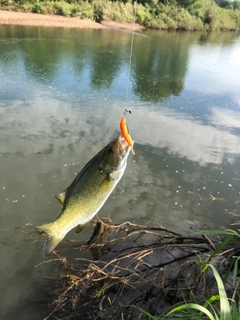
[120,109,135,155]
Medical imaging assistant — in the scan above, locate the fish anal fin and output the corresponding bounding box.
[55,189,67,207]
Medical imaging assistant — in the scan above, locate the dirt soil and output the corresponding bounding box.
[0,9,144,31]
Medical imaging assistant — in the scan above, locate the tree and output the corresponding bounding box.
[176,0,197,7]
[233,0,240,10]
[217,0,234,9]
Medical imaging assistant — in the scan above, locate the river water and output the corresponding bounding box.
[0,25,240,319]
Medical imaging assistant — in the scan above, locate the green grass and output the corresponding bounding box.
[165,263,239,320]
[134,262,240,319]
[133,227,240,320]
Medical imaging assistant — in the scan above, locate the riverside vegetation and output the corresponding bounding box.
[38,218,240,319]
[1,0,240,31]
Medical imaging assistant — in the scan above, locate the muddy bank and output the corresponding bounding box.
[37,219,240,319]
[0,10,144,31]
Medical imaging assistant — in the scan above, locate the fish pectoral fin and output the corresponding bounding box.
[55,189,67,207]
[74,223,88,234]
[109,171,120,180]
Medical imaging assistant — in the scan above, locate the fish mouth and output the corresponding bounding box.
[118,135,133,155]
[120,139,130,152]
[119,134,135,156]
[119,137,133,163]
[108,135,132,170]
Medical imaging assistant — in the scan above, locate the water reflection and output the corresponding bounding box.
[0,25,240,319]
[132,31,195,101]
[132,106,240,165]
[186,37,240,98]
[211,107,240,132]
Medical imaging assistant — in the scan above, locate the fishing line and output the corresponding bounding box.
[125,0,137,104]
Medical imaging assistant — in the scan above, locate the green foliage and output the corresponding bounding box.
[170,5,204,29]
[31,3,42,13]
[205,3,240,30]
[136,4,152,25]
[133,228,240,319]
[202,264,231,319]
[131,305,159,320]
[217,0,240,10]
[103,1,135,22]
[218,0,233,9]
[176,0,198,7]
[233,0,240,10]
[1,0,240,30]
[135,261,240,319]
[186,0,211,20]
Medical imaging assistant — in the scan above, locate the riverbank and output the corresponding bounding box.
[38,218,240,319]
[1,0,240,31]
[0,9,144,31]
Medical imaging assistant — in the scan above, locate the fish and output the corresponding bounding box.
[36,135,133,257]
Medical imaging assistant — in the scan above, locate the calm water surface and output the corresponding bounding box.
[0,26,240,319]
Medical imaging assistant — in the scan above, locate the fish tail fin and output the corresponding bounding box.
[35,223,64,257]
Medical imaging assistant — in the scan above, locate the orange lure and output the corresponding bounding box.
[119,110,135,155]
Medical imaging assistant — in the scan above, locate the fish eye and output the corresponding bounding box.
[109,146,113,153]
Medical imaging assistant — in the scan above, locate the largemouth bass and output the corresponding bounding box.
[36,135,133,257]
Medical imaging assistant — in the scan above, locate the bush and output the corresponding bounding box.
[30,3,42,13]
[186,0,209,20]
[158,12,177,29]
[52,2,72,16]
[103,1,135,22]
[40,4,55,15]
[136,4,152,25]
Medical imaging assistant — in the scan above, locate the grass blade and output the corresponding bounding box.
[192,230,236,236]
[231,300,240,320]
[203,264,231,320]
[209,235,233,260]
[166,303,215,320]
[130,305,158,320]
[233,256,240,287]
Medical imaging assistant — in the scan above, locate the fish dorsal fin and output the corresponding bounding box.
[74,223,88,234]
[55,189,67,207]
